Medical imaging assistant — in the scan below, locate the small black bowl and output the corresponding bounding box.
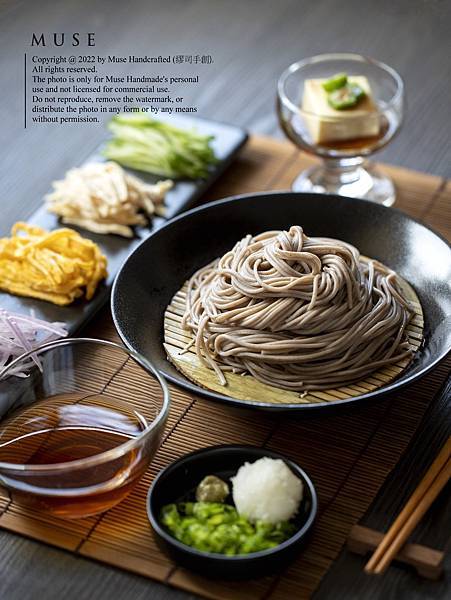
[147,445,317,579]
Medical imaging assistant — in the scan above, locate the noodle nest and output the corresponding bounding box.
[170,226,419,395]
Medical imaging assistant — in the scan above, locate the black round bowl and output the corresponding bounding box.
[112,192,451,412]
[147,445,317,579]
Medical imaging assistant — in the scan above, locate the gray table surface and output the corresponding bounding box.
[0,1,450,599]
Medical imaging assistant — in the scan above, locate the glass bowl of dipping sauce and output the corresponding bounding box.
[0,338,169,518]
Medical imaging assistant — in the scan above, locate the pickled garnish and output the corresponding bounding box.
[196,475,229,503]
[160,502,295,555]
[322,72,348,92]
[328,83,366,110]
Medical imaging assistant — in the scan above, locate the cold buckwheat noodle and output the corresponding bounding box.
[181,226,414,391]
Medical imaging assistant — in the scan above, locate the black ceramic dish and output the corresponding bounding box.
[147,445,317,579]
[112,192,451,413]
[0,115,247,335]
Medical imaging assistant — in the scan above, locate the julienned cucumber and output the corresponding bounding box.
[103,113,217,180]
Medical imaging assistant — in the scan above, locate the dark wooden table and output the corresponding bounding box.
[0,1,450,598]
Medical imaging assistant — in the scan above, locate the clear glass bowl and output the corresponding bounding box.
[277,53,405,206]
[0,338,170,518]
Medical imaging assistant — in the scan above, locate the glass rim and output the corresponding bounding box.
[0,337,170,472]
[277,52,405,119]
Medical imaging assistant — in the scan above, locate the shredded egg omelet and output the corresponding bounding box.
[0,223,108,306]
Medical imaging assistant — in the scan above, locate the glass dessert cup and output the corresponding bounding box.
[277,53,405,206]
[0,338,170,519]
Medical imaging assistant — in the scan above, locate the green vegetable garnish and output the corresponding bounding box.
[160,502,296,555]
[103,113,218,179]
[327,83,366,110]
[322,72,348,92]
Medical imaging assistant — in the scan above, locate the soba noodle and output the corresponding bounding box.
[181,226,414,391]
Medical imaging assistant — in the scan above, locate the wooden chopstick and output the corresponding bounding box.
[365,436,451,574]
[372,457,450,574]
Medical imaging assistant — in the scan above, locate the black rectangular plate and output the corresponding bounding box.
[0,115,248,333]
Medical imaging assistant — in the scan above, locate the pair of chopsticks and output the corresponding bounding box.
[365,436,451,575]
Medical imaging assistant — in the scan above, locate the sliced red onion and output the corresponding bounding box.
[0,309,68,379]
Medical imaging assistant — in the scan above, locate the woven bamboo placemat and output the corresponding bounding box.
[1,136,450,600]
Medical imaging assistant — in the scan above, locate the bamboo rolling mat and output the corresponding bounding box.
[164,267,424,405]
[1,136,450,600]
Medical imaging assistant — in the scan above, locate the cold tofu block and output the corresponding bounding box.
[302,76,380,144]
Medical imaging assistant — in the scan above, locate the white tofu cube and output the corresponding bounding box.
[302,76,380,144]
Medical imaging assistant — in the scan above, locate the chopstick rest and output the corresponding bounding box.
[361,437,450,576]
[348,525,444,580]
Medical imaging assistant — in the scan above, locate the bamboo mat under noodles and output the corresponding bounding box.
[1,136,450,600]
[164,269,424,405]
